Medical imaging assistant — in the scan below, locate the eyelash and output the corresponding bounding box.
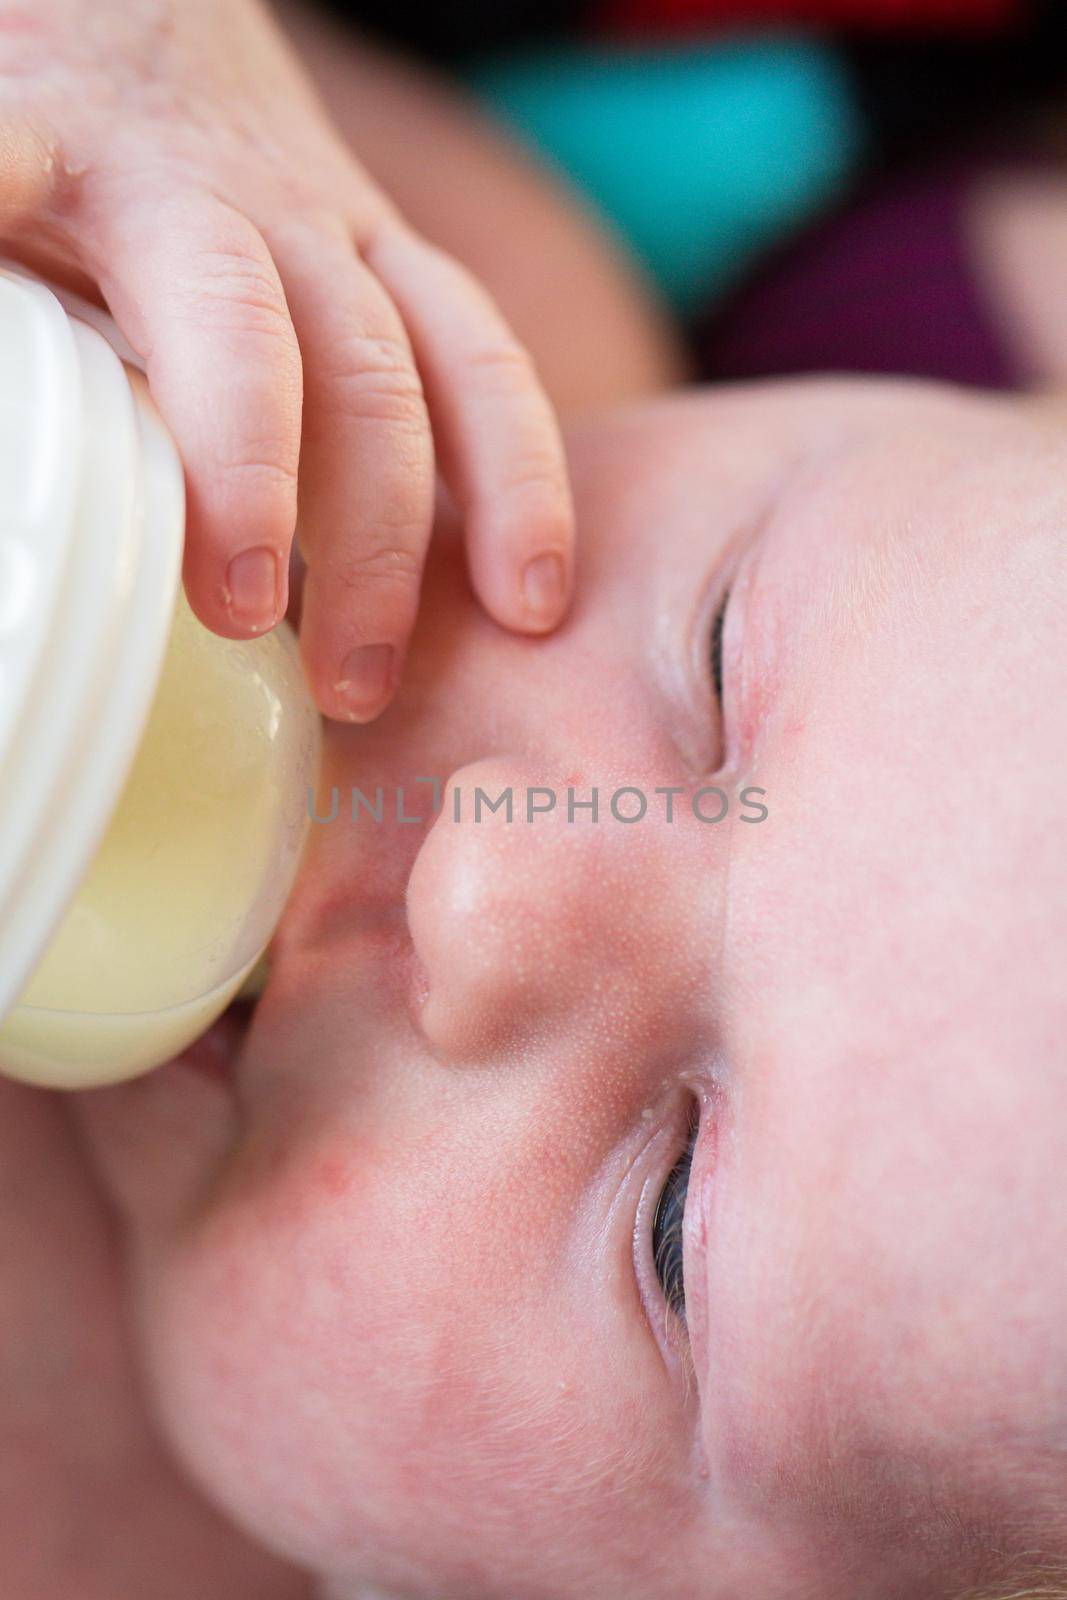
[652,1100,699,1327]
[708,586,731,708]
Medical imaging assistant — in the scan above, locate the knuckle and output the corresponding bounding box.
[199,448,298,527]
[183,237,294,349]
[466,339,538,396]
[526,497,574,551]
[322,334,428,432]
[497,449,571,518]
[331,541,423,595]
[476,451,573,555]
[215,451,299,495]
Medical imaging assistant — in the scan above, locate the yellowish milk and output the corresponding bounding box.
[0,590,318,1088]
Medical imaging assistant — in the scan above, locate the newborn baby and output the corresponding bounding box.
[59,378,1066,1600]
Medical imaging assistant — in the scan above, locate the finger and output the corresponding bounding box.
[0,118,59,227]
[266,220,435,722]
[366,222,574,635]
[84,192,302,639]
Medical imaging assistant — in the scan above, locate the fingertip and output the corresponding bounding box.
[298,567,410,725]
[221,545,287,635]
[520,549,571,631]
[330,641,399,723]
[176,431,300,640]
[182,527,291,641]
[303,638,401,725]
[470,490,575,635]
[175,427,299,639]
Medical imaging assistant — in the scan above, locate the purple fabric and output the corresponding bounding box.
[701,155,1031,389]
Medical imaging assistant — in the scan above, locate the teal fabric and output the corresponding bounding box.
[468,37,866,315]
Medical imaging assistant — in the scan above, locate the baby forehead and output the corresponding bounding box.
[704,1263,1011,1586]
[568,385,1054,662]
[701,1005,1067,1587]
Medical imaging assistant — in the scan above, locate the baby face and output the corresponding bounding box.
[81,382,1067,1599]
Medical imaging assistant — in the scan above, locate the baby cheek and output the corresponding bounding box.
[136,1132,429,1569]
[131,1130,586,1579]
[134,1133,668,1591]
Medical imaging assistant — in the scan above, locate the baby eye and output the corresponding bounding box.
[708,585,731,707]
[652,1104,699,1326]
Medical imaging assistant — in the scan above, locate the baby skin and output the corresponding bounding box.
[50,379,1065,1599]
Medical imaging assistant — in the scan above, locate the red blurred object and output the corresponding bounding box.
[601,0,1021,35]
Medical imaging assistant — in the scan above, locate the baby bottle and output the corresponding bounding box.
[0,264,320,1089]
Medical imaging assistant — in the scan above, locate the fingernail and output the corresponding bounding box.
[521,551,566,624]
[334,643,395,721]
[225,547,280,632]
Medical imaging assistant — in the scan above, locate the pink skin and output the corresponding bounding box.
[77,381,1067,1599]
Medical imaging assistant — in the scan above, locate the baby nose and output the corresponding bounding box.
[406,758,704,1060]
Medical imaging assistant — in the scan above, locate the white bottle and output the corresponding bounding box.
[0,265,320,1089]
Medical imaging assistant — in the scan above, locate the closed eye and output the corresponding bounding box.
[709,585,730,708]
[652,1099,699,1327]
